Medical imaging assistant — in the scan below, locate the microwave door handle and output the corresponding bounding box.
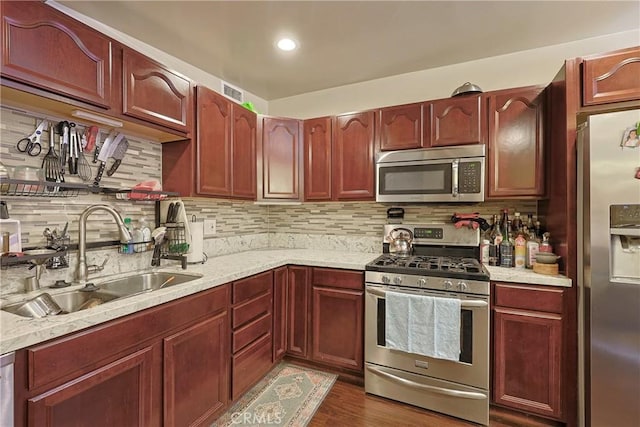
[451,159,459,198]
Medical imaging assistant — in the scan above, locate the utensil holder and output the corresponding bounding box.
[46,235,70,269]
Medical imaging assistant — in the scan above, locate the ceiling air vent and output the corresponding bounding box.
[222,81,243,103]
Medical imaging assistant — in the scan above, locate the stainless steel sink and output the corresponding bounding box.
[1,272,202,318]
[95,272,202,297]
[2,290,120,317]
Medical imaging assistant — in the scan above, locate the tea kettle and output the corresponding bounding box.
[387,227,414,257]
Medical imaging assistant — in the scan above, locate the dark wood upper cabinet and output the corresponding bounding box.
[379,103,423,150]
[122,48,192,132]
[333,111,376,200]
[430,95,483,146]
[232,104,257,199]
[486,86,545,199]
[260,117,302,200]
[582,46,640,106]
[304,117,333,201]
[1,1,114,109]
[196,86,231,196]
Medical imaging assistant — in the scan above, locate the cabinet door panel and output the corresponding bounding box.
[583,47,640,106]
[431,96,482,146]
[487,87,545,198]
[287,266,309,358]
[262,117,301,199]
[164,313,229,427]
[232,104,257,199]
[311,287,363,371]
[273,267,288,361]
[379,103,423,150]
[493,307,562,420]
[304,117,332,200]
[196,86,231,196]
[333,111,375,200]
[1,1,113,108]
[123,49,192,132]
[28,346,156,427]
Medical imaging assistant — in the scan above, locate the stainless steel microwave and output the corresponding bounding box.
[376,145,485,203]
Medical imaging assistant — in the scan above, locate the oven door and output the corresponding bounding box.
[364,284,489,390]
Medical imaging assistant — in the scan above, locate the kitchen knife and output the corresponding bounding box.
[171,202,181,223]
[93,130,123,186]
[57,121,69,174]
[166,202,175,223]
[106,137,129,176]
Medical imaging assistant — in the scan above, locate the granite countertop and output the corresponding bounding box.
[485,265,572,288]
[0,249,572,354]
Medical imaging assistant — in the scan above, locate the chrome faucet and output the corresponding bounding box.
[76,205,132,284]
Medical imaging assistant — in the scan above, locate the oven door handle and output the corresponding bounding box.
[366,287,488,308]
[366,365,487,400]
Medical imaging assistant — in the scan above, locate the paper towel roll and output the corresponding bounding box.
[187,221,205,263]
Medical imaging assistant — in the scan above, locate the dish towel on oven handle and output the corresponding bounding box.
[385,291,461,361]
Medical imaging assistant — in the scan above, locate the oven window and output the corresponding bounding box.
[377,298,473,364]
[379,164,452,195]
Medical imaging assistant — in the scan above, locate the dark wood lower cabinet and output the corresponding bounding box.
[230,271,274,401]
[311,286,363,371]
[492,282,566,421]
[273,266,288,361]
[164,312,229,427]
[27,345,157,427]
[287,266,310,358]
[14,285,229,427]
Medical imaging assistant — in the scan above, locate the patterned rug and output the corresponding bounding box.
[213,362,337,427]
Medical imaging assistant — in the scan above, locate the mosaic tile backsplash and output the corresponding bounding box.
[1,106,537,295]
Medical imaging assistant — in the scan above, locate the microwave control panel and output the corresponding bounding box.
[458,161,482,194]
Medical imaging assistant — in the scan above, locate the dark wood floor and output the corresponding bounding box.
[310,380,561,427]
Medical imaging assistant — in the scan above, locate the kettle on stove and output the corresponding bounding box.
[387,227,414,257]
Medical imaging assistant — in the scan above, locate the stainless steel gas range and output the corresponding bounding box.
[364,223,490,426]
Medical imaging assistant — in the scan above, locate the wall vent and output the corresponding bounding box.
[222,81,243,103]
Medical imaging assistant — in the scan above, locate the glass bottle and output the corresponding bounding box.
[500,238,513,268]
[514,230,527,269]
[512,212,522,233]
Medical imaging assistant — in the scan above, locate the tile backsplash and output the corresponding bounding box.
[1,105,537,295]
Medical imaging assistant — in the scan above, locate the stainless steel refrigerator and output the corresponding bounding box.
[578,109,640,427]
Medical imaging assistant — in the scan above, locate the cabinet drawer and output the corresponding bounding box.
[232,292,271,328]
[233,312,272,353]
[312,268,363,290]
[232,333,272,400]
[232,271,272,304]
[493,282,564,314]
[27,284,228,391]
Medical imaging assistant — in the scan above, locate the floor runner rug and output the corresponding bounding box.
[213,362,337,427]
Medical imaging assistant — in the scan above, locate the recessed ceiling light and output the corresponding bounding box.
[277,38,297,51]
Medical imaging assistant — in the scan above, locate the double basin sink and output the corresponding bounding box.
[2,272,203,318]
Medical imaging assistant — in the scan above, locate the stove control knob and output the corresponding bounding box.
[382,275,391,284]
[418,278,426,287]
[393,276,403,285]
[458,282,468,291]
[443,280,453,290]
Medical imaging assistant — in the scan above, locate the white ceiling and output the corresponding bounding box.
[57,1,640,101]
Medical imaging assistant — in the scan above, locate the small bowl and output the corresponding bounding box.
[536,252,560,264]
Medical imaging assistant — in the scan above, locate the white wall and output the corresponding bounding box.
[46,1,270,115]
[268,30,640,119]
